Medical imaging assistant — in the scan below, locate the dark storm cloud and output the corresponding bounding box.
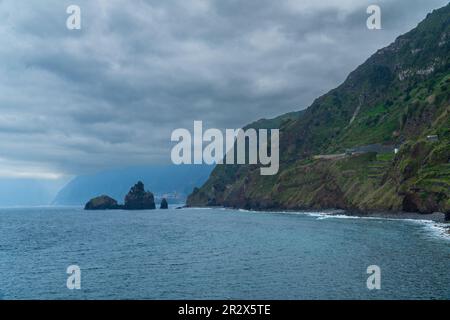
[0,0,448,178]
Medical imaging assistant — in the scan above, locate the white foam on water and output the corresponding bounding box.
[222,207,450,241]
[306,213,450,240]
[403,219,450,241]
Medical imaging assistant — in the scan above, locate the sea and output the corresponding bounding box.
[0,206,448,299]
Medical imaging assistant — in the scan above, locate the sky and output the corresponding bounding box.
[0,0,448,181]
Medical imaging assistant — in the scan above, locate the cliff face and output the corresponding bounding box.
[187,4,450,215]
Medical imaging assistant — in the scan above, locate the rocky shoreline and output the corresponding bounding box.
[184,205,448,223]
[343,211,447,223]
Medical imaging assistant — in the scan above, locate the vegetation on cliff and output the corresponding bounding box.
[187,4,450,215]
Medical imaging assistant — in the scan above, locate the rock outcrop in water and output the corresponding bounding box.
[84,181,156,210]
[84,195,120,210]
[124,181,156,210]
[160,198,168,209]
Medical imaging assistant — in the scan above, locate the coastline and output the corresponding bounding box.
[183,206,450,239]
[330,211,447,223]
[184,205,448,223]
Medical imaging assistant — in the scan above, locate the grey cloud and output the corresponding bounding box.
[0,0,448,178]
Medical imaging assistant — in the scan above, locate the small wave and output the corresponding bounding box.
[315,214,361,220]
[225,207,450,241]
[404,219,450,241]
[276,211,364,220]
[298,213,450,240]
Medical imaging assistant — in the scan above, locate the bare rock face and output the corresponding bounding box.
[160,198,168,209]
[124,181,156,210]
[402,192,440,214]
[84,195,119,210]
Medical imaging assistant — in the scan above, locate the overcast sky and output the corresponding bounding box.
[0,0,448,179]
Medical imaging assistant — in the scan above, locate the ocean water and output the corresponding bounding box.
[0,206,448,300]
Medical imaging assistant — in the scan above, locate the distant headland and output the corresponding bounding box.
[85,181,168,210]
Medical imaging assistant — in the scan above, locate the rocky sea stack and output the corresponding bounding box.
[84,181,156,210]
[124,181,156,210]
[160,198,168,209]
[84,195,119,210]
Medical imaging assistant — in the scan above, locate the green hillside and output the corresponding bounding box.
[187,4,450,215]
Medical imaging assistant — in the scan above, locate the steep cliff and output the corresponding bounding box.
[187,4,450,215]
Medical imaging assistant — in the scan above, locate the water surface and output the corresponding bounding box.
[0,207,448,299]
